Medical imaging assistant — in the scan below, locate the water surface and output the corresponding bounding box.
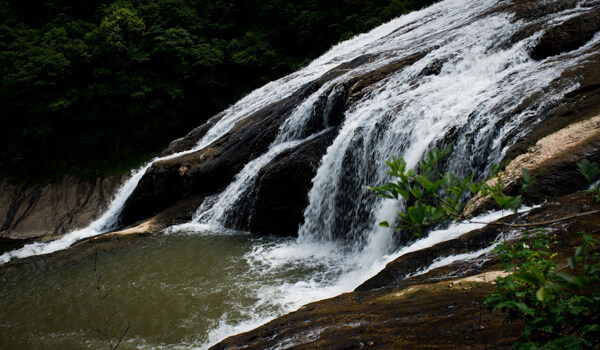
[0,232,353,349]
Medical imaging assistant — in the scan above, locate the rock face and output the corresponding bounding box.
[531,9,600,61]
[160,112,227,157]
[465,114,600,217]
[0,175,126,240]
[212,191,600,349]
[227,128,338,236]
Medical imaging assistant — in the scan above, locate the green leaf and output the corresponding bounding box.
[521,168,536,191]
[469,182,481,195]
[512,272,539,285]
[411,187,423,199]
[572,275,588,288]
[407,206,425,224]
[556,272,574,284]
[536,286,549,302]
[489,163,502,178]
[522,168,531,184]
[577,159,600,183]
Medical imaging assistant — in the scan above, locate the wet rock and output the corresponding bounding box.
[346,52,426,106]
[160,112,226,157]
[0,175,126,240]
[419,59,445,76]
[511,0,579,22]
[465,114,600,216]
[503,48,600,164]
[229,128,338,236]
[531,10,600,60]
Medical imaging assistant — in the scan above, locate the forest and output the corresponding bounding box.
[0,0,436,181]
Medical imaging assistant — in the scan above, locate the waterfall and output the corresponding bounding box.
[297,0,598,252]
[3,0,599,267]
[0,5,401,263]
[4,1,600,349]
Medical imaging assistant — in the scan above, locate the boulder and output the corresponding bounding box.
[160,112,226,157]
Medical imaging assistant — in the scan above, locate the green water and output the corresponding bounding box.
[0,233,348,349]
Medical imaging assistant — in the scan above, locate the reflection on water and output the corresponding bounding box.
[0,232,356,349]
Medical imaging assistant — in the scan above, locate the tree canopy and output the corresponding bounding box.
[0,0,437,181]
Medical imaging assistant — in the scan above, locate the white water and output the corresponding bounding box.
[3,0,600,347]
[199,208,525,348]
[297,1,599,249]
[194,0,599,346]
[4,0,596,264]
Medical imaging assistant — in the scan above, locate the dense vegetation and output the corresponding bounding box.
[487,231,600,349]
[0,0,437,181]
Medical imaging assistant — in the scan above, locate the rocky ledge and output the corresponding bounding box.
[0,175,126,242]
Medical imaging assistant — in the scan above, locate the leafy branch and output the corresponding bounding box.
[485,231,600,348]
[368,144,600,236]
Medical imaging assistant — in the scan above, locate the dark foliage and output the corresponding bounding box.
[0,0,437,182]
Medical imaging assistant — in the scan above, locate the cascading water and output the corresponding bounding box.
[0,7,397,264]
[297,1,596,249]
[179,0,600,344]
[2,0,599,348]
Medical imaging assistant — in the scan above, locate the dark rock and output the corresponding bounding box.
[356,223,502,292]
[228,128,338,236]
[511,0,579,22]
[346,52,427,106]
[420,59,445,76]
[160,112,226,157]
[531,10,600,60]
[119,66,351,227]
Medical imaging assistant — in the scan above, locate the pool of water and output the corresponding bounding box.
[0,232,360,349]
[0,209,508,349]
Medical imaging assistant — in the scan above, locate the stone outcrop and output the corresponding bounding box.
[0,175,126,241]
[160,112,227,157]
[465,114,600,217]
[212,191,600,349]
